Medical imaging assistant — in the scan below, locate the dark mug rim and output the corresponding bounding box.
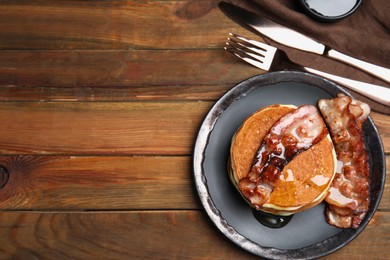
[298,0,363,22]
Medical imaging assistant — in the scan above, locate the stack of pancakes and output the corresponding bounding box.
[229,104,337,216]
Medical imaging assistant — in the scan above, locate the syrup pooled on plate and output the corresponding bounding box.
[252,209,293,229]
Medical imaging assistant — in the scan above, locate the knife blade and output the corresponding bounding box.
[219,1,390,84]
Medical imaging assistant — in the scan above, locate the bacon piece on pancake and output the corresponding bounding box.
[238,105,328,208]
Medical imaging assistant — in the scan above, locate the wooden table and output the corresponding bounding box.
[0,1,388,259]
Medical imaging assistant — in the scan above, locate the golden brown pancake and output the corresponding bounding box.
[229,104,337,215]
[230,104,296,182]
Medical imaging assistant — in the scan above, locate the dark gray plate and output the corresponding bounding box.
[193,71,385,259]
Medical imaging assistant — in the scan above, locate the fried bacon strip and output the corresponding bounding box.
[318,94,370,229]
[238,105,328,208]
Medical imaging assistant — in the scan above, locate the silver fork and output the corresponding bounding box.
[225,33,390,107]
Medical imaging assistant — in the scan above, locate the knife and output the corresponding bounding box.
[219,1,390,84]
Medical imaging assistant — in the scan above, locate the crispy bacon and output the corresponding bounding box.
[238,105,328,208]
[318,94,370,229]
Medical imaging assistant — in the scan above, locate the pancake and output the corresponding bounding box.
[229,104,296,183]
[229,104,337,216]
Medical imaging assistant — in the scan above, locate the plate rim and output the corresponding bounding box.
[193,71,386,259]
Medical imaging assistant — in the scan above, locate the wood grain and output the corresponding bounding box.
[0,84,231,102]
[371,112,390,150]
[0,48,388,114]
[0,102,388,155]
[0,0,249,50]
[0,50,258,87]
[0,155,388,211]
[0,0,389,258]
[0,210,388,259]
[0,101,212,155]
[0,156,199,210]
[0,210,258,259]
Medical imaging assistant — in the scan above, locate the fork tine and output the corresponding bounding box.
[229,33,276,53]
[225,41,265,62]
[227,36,268,57]
[224,44,268,71]
[225,33,277,71]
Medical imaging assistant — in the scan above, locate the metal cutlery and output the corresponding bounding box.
[219,1,390,84]
[225,33,390,106]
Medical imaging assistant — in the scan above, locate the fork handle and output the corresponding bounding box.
[303,67,390,107]
[327,49,390,84]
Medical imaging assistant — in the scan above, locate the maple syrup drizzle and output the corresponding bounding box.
[238,105,328,208]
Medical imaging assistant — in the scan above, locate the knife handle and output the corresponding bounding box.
[327,49,390,84]
[304,67,390,107]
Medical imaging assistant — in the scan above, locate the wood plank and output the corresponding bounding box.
[380,156,390,209]
[0,84,231,102]
[0,48,388,115]
[0,156,199,210]
[0,210,388,259]
[322,210,390,259]
[0,210,257,259]
[0,102,388,155]
[0,0,249,50]
[0,155,388,211]
[371,112,390,153]
[0,101,212,155]
[0,50,258,87]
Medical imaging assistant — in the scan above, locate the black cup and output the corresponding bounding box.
[298,0,363,22]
